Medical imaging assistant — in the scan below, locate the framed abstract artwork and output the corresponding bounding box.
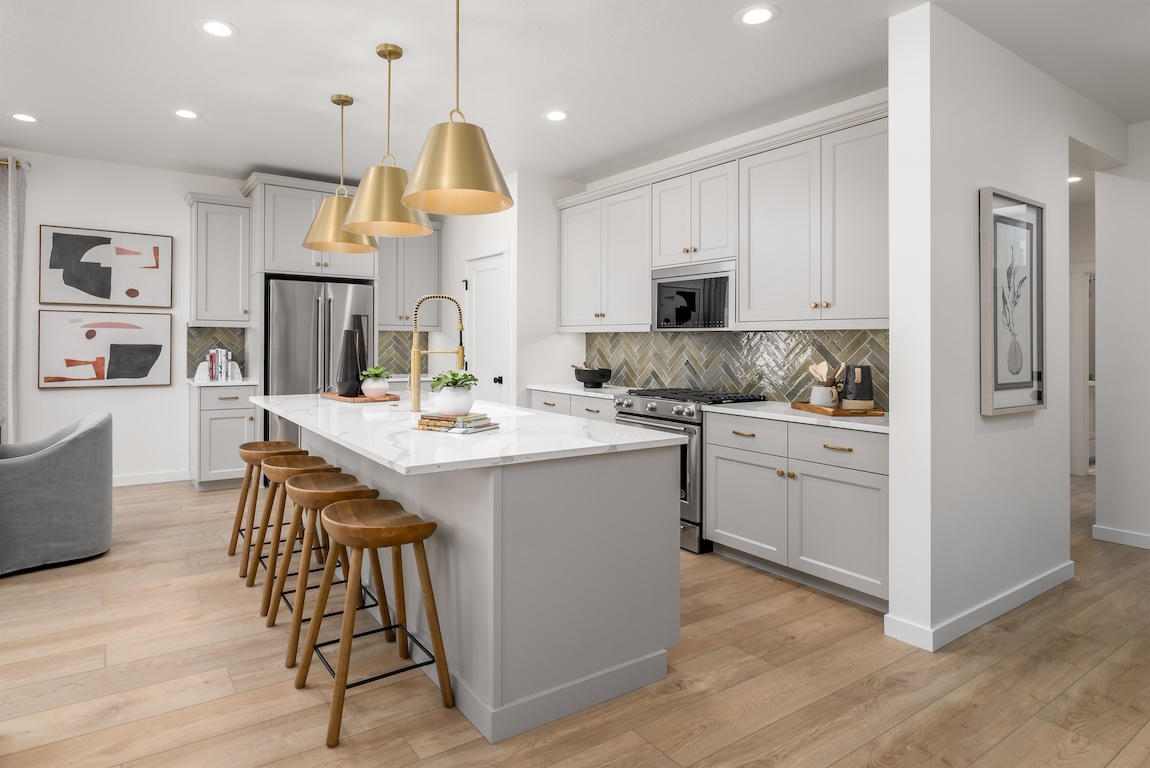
[979,187,1046,416]
[38,310,172,389]
[39,225,173,308]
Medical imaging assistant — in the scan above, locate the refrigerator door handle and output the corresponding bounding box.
[325,296,334,391]
[315,296,324,392]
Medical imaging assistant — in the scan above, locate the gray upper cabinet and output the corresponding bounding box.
[377,227,441,330]
[651,161,738,269]
[186,193,251,326]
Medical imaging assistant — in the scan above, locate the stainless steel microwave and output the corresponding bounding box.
[652,261,734,331]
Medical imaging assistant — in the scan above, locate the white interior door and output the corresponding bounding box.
[465,253,510,406]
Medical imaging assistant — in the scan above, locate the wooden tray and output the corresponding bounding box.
[322,392,400,403]
[791,401,885,417]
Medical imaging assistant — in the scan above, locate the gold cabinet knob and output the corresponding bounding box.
[323,262,330,267]
[787,471,796,479]
[314,262,321,267]
[247,415,254,421]
[690,246,697,252]
[682,247,689,254]
[776,468,784,477]
[810,302,818,309]
[242,309,249,315]
[821,301,829,308]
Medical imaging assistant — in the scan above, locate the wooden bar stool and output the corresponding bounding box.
[251,455,341,615]
[230,441,306,577]
[296,498,454,748]
[274,473,383,667]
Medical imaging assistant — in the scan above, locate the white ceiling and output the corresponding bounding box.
[2,0,1147,186]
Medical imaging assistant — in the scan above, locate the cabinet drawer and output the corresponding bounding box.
[199,386,258,411]
[705,412,787,455]
[570,394,614,422]
[788,423,888,475]
[530,391,571,415]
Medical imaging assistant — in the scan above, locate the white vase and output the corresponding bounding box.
[435,386,474,416]
[360,378,390,398]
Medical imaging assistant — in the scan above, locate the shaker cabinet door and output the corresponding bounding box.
[704,444,789,565]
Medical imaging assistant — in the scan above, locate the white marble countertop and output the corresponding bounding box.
[702,400,890,434]
[187,378,259,387]
[251,393,687,476]
[526,383,629,400]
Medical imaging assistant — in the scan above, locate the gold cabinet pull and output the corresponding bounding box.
[543,401,556,407]
[787,471,796,479]
[821,301,830,308]
[690,246,697,252]
[242,309,249,315]
[218,395,239,400]
[584,408,600,414]
[682,247,689,254]
[810,301,818,309]
[776,468,784,477]
[323,262,330,267]
[247,415,254,421]
[823,443,854,452]
[732,429,756,437]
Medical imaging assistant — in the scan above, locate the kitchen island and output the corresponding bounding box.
[250,393,685,742]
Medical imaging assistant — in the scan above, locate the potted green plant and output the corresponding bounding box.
[430,370,479,416]
[359,366,392,398]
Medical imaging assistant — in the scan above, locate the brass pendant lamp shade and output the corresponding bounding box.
[344,44,432,237]
[302,94,378,254]
[402,0,513,216]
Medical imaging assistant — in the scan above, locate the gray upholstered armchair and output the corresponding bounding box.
[0,411,114,576]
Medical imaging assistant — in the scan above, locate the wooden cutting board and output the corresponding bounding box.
[791,401,885,417]
[321,392,400,403]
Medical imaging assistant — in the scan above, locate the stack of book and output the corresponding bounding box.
[416,412,500,434]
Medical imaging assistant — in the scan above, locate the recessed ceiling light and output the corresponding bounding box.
[1068,176,1082,183]
[543,110,569,122]
[196,19,238,37]
[737,4,779,25]
[173,108,199,119]
[11,113,37,123]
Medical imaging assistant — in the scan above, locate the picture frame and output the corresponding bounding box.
[38,310,172,389]
[39,225,173,308]
[979,187,1046,416]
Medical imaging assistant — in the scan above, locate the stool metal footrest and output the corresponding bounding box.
[277,580,375,623]
[312,623,436,690]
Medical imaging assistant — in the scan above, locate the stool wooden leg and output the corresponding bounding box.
[327,546,363,748]
[367,548,396,643]
[296,541,343,688]
[286,507,319,667]
[228,463,254,555]
[266,501,302,625]
[317,526,329,563]
[413,540,454,708]
[392,546,409,660]
[247,480,280,586]
[260,486,291,615]
[238,467,263,578]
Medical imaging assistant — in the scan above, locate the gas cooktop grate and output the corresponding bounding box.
[626,388,767,405]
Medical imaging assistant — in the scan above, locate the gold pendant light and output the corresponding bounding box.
[302,94,378,253]
[344,44,432,237]
[402,0,514,215]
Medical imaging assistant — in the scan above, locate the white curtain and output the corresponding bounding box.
[0,158,27,441]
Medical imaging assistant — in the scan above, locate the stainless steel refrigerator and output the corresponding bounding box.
[264,276,374,443]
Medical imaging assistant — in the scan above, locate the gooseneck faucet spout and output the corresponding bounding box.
[410,294,465,412]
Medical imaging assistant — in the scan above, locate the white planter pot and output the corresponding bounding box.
[435,387,475,416]
[360,379,390,398]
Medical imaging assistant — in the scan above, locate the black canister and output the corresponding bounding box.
[839,365,874,409]
[335,328,365,397]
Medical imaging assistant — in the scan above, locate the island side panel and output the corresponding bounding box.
[495,446,681,731]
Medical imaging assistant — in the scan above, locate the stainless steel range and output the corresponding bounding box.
[614,388,766,552]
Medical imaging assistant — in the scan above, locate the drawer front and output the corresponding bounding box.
[704,412,787,455]
[199,385,258,411]
[570,394,615,423]
[530,391,571,415]
[788,423,888,475]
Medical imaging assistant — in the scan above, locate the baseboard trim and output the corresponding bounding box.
[1092,525,1150,551]
[113,470,191,487]
[885,560,1075,651]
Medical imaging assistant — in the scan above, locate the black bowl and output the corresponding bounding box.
[573,368,611,388]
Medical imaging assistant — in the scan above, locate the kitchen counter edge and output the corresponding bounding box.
[702,401,890,434]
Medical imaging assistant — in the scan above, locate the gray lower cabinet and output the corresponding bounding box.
[529,391,571,414]
[704,413,889,599]
[191,384,257,489]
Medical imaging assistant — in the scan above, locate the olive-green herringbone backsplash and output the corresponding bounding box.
[586,329,889,410]
[187,327,246,378]
[377,331,428,375]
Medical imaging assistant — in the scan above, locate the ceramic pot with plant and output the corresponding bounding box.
[431,370,479,416]
[359,366,392,398]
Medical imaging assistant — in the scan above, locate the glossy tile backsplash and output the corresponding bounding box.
[377,331,428,375]
[586,329,889,410]
[187,327,246,378]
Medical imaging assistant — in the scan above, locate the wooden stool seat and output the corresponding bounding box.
[272,473,383,669]
[248,455,341,615]
[228,441,306,573]
[297,498,453,748]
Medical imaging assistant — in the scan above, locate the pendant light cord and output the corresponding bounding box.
[386,55,393,160]
[338,100,347,193]
[455,0,460,115]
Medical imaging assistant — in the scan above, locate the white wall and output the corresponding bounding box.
[437,172,584,406]
[885,5,1129,650]
[1,146,241,485]
[1069,202,1096,263]
[1094,121,1150,548]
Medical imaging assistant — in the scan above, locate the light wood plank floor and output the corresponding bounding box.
[2,475,1148,767]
